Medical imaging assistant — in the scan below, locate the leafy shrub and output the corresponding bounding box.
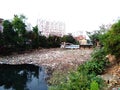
[78,48,108,75]
[83,59,107,74]
[49,71,104,90]
[90,81,99,90]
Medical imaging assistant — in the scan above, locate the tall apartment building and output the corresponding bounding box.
[37,19,65,37]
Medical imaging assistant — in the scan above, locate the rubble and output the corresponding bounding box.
[102,64,120,90]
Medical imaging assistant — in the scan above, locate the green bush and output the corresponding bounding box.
[83,59,107,74]
[90,81,99,90]
[49,71,104,90]
[78,48,108,75]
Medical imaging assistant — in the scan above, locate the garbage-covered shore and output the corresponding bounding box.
[0,48,92,69]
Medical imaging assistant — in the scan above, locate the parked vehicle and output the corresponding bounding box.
[60,42,79,49]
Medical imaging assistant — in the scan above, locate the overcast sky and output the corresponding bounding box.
[1,0,120,33]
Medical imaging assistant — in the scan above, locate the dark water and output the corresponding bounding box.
[0,64,48,90]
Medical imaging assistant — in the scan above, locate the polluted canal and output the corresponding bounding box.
[0,64,48,90]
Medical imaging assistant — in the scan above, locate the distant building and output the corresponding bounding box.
[72,31,90,44]
[37,19,65,37]
[75,35,86,41]
[0,18,3,32]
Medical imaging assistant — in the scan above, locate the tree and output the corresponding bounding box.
[102,20,120,59]
[39,35,48,48]
[32,25,39,48]
[0,31,4,54]
[87,24,109,47]
[3,20,16,46]
[12,15,27,46]
[47,35,61,48]
[12,15,26,36]
[61,34,76,44]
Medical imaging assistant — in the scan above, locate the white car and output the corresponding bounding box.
[61,43,79,49]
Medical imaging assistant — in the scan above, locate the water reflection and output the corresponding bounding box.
[0,64,48,90]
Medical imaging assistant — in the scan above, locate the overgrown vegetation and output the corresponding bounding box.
[87,21,120,59]
[49,48,108,90]
[101,20,120,59]
[83,48,108,74]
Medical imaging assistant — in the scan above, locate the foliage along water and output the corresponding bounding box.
[0,64,48,90]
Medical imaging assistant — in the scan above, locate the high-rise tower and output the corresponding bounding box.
[37,19,65,37]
